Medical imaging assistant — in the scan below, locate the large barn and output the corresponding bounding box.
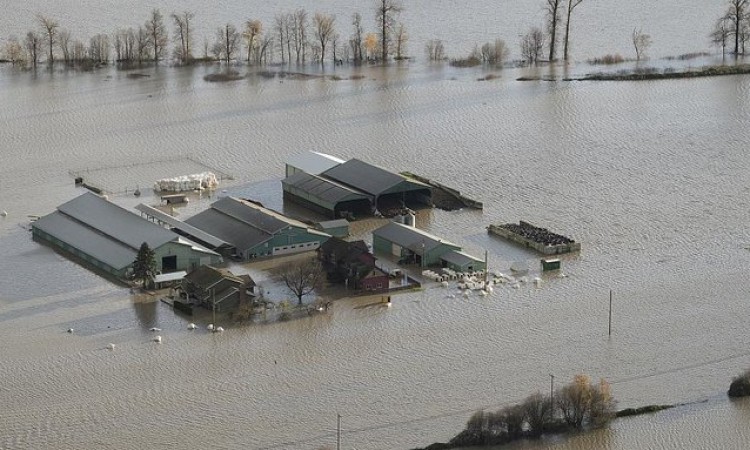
[32,192,223,279]
[281,153,432,218]
[185,196,330,260]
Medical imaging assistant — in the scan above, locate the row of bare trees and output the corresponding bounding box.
[522,0,586,65]
[436,0,586,67]
[712,0,750,58]
[2,0,406,69]
[453,375,616,447]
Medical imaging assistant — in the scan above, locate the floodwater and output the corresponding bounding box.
[2,1,750,449]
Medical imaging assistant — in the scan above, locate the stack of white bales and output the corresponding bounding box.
[154,172,219,192]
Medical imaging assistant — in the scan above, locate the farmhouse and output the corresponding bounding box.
[181,265,256,312]
[31,192,222,279]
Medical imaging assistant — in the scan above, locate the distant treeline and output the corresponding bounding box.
[1,1,409,70]
[0,1,742,73]
[0,0,592,70]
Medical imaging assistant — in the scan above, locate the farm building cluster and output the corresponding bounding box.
[31,151,579,313]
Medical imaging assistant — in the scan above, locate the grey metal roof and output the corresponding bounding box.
[212,197,309,233]
[58,192,176,250]
[440,250,484,267]
[185,208,272,252]
[320,159,430,197]
[322,159,408,196]
[33,211,137,270]
[286,151,345,175]
[282,172,371,205]
[317,219,350,229]
[135,204,231,249]
[373,222,460,254]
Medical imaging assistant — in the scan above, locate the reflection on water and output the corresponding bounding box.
[1,43,750,449]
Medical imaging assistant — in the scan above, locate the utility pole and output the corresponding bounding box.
[212,287,217,331]
[549,374,555,410]
[336,413,341,450]
[484,249,489,283]
[608,289,613,336]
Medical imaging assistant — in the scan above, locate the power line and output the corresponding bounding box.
[251,349,750,449]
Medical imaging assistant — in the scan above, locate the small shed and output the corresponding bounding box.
[372,221,462,267]
[316,219,350,238]
[440,250,486,272]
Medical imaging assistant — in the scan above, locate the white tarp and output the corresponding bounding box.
[154,172,219,192]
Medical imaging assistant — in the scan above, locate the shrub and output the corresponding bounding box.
[588,54,625,65]
[728,369,750,398]
[449,57,481,68]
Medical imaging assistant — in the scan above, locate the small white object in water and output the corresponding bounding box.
[463,290,470,297]
[67,328,74,333]
[215,326,225,332]
[154,335,162,343]
[107,343,116,350]
[207,324,214,331]
[187,323,197,330]
[480,290,488,296]
[149,327,161,332]
[0,210,6,217]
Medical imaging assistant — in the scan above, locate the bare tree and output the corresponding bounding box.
[632,28,652,61]
[88,34,109,63]
[394,22,407,59]
[37,15,59,65]
[545,0,562,62]
[425,39,445,61]
[331,32,340,63]
[71,40,86,63]
[279,258,325,305]
[556,375,616,429]
[136,26,149,63]
[521,393,552,436]
[520,27,545,65]
[172,11,195,64]
[285,12,293,64]
[244,19,263,64]
[3,37,25,66]
[724,0,749,56]
[481,39,509,64]
[364,32,378,60]
[712,17,732,58]
[145,8,167,62]
[58,29,71,64]
[274,14,287,63]
[215,23,240,64]
[25,31,42,68]
[313,13,335,65]
[258,33,274,64]
[292,9,308,63]
[375,0,402,61]
[563,0,584,61]
[350,12,364,63]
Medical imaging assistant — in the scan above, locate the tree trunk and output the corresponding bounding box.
[564,2,573,61]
